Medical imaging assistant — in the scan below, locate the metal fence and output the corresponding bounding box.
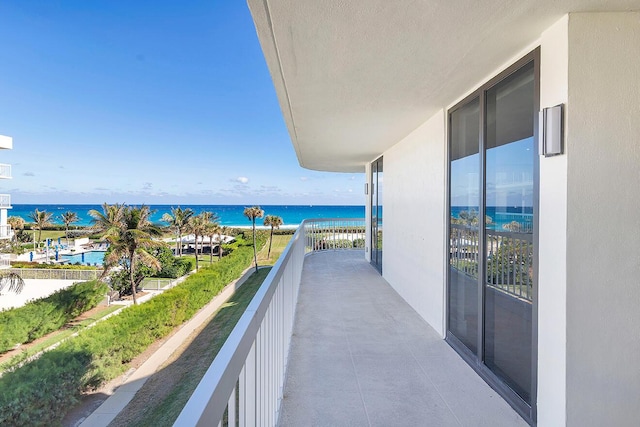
[450,224,533,301]
[176,218,367,426]
[8,268,101,281]
[303,218,366,252]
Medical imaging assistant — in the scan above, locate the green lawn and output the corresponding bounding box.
[109,267,272,426]
[181,253,220,269]
[257,234,292,266]
[0,304,121,373]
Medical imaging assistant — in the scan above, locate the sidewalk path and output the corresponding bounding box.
[79,266,263,427]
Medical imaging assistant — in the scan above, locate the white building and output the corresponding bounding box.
[0,135,12,240]
[247,2,640,426]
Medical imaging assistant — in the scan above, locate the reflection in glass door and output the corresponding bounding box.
[448,98,480,354]
[371,157,383,272]
[447,51,538,422]
[484,61,535,405]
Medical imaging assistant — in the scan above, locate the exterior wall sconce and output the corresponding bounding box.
[539,104,564,157]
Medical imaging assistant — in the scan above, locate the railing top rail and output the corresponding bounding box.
[302,218,365,223]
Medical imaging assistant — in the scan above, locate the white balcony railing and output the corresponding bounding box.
[0,163,11,179]
[175,218,365,426]
[0,194,10,209]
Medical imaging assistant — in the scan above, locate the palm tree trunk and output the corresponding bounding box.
[210,235,214,264]
[37,229,42,248]
[65,226,70,247]
[194,233,199,270]
[130,254,138,305]
[268,226,274,259]
[176,230,180,256]
[252,219,258,272]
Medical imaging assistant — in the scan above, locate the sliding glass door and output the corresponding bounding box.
[447,51,538,422]
[371,157,383,273]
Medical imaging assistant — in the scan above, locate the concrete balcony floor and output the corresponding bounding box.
[279,251,528,426]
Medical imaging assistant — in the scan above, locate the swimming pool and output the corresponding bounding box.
[62,251,106,266]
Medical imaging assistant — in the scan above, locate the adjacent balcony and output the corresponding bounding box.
[0,225,12,240]
[0,194,11,209]
[0,163,11,179]
[176,219,527,426]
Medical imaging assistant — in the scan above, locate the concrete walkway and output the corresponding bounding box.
[79,266,263,427]
[279,251,528,426]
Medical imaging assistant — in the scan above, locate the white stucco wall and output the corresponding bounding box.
[537,15,569,427]
[565,12,640,427]
[382,111,446,336]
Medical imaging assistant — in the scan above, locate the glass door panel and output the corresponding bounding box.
[448,98,480,354]
[484,62,535,404]
[371,157,383,272]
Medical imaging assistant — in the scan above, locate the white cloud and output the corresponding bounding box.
[299,176,308,181]
[236,176,249,184]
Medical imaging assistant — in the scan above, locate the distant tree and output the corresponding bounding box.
[7,216,25,242]
[89,204,163,305]
[263,215,283,259]
[502,220,522,232]
[217,226,229,260]
[28,209,53,248]
[187,214,206,271]
[244,206,264,272]
[161,206,195,257]
[198,211,220,265]
[60,211,79,247]
[205,222,221,264]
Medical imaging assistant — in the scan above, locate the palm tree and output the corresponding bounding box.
[205,222,221,264]
[217,226,229,260]
[90,204,163,305]
[28,209,53,248]
[60,211,79,247]
[161,207,194,257]
[188,214,207,271]
[0,272,25,295]
[244,206,264,272]
[263,215,283,259]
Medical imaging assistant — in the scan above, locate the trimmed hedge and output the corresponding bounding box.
[10,262,100,271]
[0,235,266,426]
[0,280,108,354]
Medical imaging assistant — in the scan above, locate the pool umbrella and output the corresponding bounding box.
[30,252,33,262]
[58,237,61,245]
[81,252,85,263]
[55,251,59,261]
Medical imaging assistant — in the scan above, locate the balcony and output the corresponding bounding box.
[0,194,11,209]
[0,163,11,179]
[0,225,12,240]
[177,219,527,426]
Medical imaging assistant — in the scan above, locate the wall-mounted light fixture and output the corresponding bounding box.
[539,104,564,157]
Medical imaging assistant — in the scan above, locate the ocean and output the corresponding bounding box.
[10,204,366,228]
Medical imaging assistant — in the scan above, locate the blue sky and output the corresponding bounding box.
[0,1,363,205]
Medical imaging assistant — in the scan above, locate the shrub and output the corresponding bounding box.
[0,235,266,426]
[10,262,100,271]
[0,280,108,354]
